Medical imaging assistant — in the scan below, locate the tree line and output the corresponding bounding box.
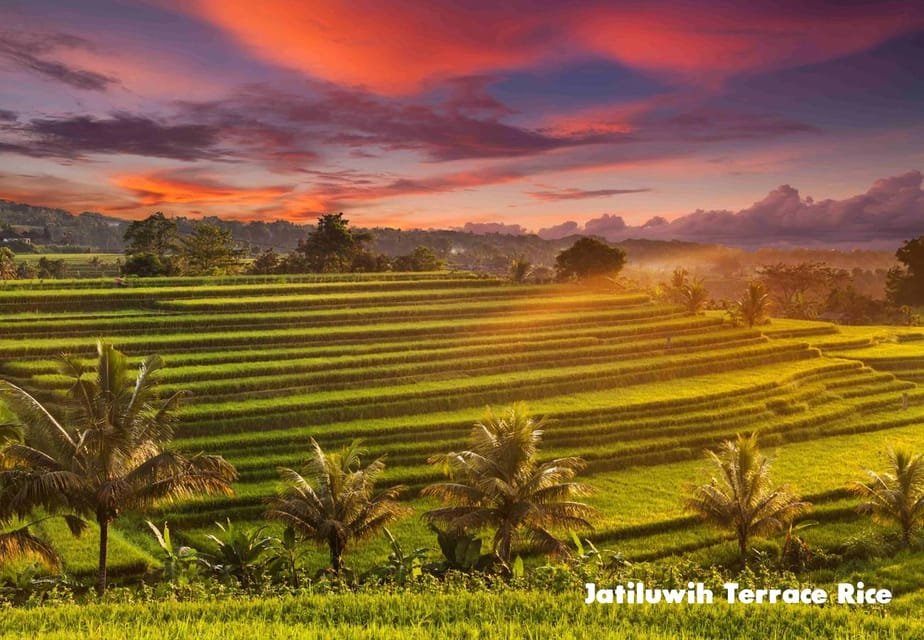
[2,343,921,597]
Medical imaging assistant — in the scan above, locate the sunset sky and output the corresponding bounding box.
[1,0,923,244]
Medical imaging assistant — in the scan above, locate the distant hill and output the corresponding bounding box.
[0,199,896,275]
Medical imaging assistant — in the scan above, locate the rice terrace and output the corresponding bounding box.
[2,266,924,637]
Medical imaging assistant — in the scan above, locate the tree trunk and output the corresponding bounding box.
[329,532,344,574]
[737,530,748,563]
[97,516,109,596]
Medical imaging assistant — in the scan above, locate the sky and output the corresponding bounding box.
[0,0,923,245]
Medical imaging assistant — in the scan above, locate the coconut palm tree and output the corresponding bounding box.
[680,280,709,315]
[0,421,82,571]
[851,448,924,546]
[0,341,237,595]
[687,433,810,561]
[266,439,408,574]
[423,403,596,570]
[734,281,771,328]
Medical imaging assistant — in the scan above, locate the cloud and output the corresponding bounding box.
[187,1,924,93]
[566,171,924,246]
[0,110,16,122]
[528,187,650,201]
[182,83,614,164]
[0,114,223,161]
[537,220,581,239]
[0,31,118,91]
[584,214,627,236]
[113,171,293,208]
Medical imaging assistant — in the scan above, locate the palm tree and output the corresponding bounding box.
[680,280,709,315]
[734,281,771,328]
[851,449,924,546]
[423,403,596,570]
[1,417,86,572]
[266,439,408,574]
[0,341,237,595]
[687,433,810,561]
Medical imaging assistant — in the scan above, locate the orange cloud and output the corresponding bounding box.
[114,173,292,207]
[190,0,552,94]
[573,4,922,85]
[188,1,924,93]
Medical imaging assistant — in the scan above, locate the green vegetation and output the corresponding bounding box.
[267,440,408,573]
[686,433,809,560]
[852,449,924,545]
[0,342,235,594]
[0,270,923,636]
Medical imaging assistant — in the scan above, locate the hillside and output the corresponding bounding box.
[1,273,923,581]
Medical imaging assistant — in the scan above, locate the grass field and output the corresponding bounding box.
[4,590,921,639]
[1,271,923,634]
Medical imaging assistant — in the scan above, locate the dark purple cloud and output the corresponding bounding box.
[179,83,618,164]
[0,113,223,161]
[0,31,118,91]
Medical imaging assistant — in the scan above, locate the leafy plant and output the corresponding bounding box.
[198,519,274,589]
[364,528,429,584]
[429,524,493,572]
[146,520,198,584]
[265,526,310,588]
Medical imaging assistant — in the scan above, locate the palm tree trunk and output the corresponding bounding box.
[329,533,344,574]
[496,529,512,573]
[97,515,109,596]
[737,530,748,562]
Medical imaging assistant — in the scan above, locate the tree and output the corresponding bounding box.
[687,433,809,561]
[15,262,36,280]
[0,341,237,595]
[509,256,533,283]
[248,249,281,275]
[554,237,626,282]
[732,281,772,328]
[393,246,441,272]
[679,280,708,315]
[851,449,924,546]
[37,257,66,279]
[123,212,177,256]
[122,252,175,278]
[266,439,408,574]
[297,213,370,273]
[886,236,924,306]
[423,404,596,570]
[178,223,242,275]
[0,247,16,281]
[757,262,848,319]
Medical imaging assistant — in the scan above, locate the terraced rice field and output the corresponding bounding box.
[1,272,922,579]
